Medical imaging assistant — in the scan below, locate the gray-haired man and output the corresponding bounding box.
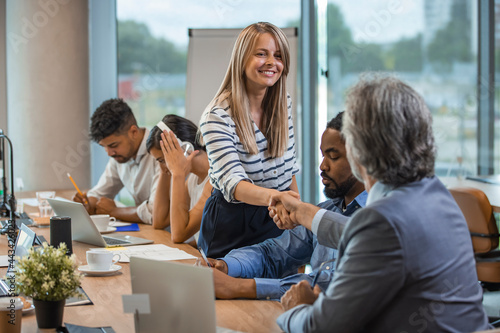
[271,74,490,333]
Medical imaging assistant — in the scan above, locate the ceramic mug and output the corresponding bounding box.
[86,250,120,271]
[90,214,116,231]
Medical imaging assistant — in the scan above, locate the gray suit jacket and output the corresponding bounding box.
[278,177,490,333]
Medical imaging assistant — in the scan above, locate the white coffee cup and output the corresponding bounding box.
[90,214,116,231]
[86,250,120,271]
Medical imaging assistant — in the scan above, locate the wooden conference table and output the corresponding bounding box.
[0,191,284,333]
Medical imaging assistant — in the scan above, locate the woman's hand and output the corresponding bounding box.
[160,131,198,178]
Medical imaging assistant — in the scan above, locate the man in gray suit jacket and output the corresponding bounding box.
[270,74,490,333]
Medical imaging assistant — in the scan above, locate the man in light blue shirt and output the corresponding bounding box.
[204,112,366,300]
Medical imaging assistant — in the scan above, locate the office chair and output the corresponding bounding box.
[449,187,500,284]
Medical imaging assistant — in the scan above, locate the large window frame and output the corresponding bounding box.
[478,0,495,175]
[108,0,498,203]
[1,0,494,193]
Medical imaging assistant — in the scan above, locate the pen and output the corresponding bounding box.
[67,173,88,205]
[311,271,321,288]
[311,258,336,288]
[198,247,211,267]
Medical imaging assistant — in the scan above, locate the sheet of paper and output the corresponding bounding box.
[91,244,196,263]
[19,198,39,206]
[21,196,69,206]
[109,221,131,227]
[0,255,8,267]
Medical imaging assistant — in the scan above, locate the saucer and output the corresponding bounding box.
[99,226,117,234]
[22,304,35,315]
[78,264,122,276]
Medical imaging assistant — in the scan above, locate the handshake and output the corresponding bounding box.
[267,191,321,231]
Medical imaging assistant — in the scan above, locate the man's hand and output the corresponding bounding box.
[269,202,297,230]
[269,191,302,229]
[269,192,320,231]
[95,197,117,215]
[72,191,93,214]
[280,280,321,311]
[195,257,228,274]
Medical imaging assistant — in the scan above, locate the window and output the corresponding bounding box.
[325,0,477,182]
[495,0,500,172]
[117,0,300,128]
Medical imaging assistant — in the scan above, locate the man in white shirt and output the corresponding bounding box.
[72,98,159,224]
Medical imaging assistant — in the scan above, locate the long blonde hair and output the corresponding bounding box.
[209,22,290,157]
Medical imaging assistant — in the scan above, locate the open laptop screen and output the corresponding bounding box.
[13,224,36,260]
[1,224,36,296]
[130,257,216,333]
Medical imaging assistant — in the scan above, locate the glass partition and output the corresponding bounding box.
[326,0,477,178]
[117,0,301,127]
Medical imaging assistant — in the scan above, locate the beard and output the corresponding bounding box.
[322,172,358,199]
[112,155,130,163]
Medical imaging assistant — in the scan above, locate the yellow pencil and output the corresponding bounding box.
[67,173,88,205]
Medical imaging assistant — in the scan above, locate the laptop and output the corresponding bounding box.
[0,223,37,296]
[0,211,34,230]
[11,223,37,261]
[47,198,153,248]
[130,257,217,333]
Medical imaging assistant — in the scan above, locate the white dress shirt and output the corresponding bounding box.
[87,128,160,224]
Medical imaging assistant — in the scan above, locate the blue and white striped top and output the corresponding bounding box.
[199,96,299,203]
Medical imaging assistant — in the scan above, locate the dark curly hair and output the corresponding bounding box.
[327,111,344,133]
[90,98,137,142]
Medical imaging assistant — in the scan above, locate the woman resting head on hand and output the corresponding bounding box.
[147,114,212,245]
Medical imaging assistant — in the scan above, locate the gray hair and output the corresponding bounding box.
[342,74,436,186]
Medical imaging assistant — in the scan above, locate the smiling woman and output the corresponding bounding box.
[197,22,300,258]
[243,33,284,95]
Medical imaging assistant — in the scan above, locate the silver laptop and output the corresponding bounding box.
[130,257,217,333]
[47,198,153,248]
[1,223,37,295]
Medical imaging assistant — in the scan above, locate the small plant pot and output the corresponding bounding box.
[33,298,66,329]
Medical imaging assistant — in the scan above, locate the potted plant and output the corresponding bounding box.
[15,242,82,329]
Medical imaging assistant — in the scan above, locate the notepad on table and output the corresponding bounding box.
[115,223,140,232]
[94,244,196,263]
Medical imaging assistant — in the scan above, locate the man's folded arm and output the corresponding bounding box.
[278,209,404,332]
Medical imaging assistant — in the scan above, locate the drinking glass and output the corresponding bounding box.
[36,191,56,217]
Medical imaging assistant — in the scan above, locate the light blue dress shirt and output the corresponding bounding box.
[222,191,368,300]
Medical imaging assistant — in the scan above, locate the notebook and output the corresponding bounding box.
[130,257,217,333]
[47,198,153,248]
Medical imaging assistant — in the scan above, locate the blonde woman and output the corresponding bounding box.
[198,22,300,258]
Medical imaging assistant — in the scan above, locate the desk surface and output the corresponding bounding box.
[441,176,500,213]
[2,191,284,333]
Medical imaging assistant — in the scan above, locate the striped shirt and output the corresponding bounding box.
[199,96,299,203]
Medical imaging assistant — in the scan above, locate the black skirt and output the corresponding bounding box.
[198,189,284,258]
